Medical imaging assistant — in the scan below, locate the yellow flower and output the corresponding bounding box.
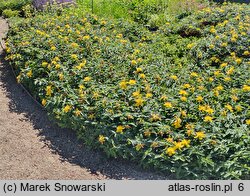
[205,107,214,114]
[83,76,91,82]
[139,73,146,79]
[144,131,151,137]
[170,75,178,80]
[42,62,48,67]
[71,42,79,48]
[132,91,141,97]
[224,77,231,82]
[136,67,143,73]
[71,54,78,60]
[119,80,127,90]
[187,43,195,49]
[235,58,242,64]
[63,105,71,113]
[179,90,188,96]
[160,95,168,101]
[135,143,144,151]
[210,27,216,34]
[235,105,242,112]
[246,119,250,125]
[180,96,187,102]
[41,99,46,106]
[190,72,198,77]
[116,34,123,38]
[183,83,191,89]
[146,93,153,98]
[181,110,187,117]
[220,62,228,68]
[181,139,190,148]
[92,92,99,99]
[151,142,158,148]
[166,147,176,156]
[164,102,172,108]
[195,131,206,140]
[204,116,213,122]
[198,105,206,112]
[196,95,203,102]
[173,141,184,150]
[231,95,238,102]
[150,114,161,122]
[131,60,137,65]
[221,42,228,47]
[51,46,56,51]
[26,70,32,78]
[83,35,90,40]
[46,85,52,96]
[116,125,125,133]
[243,51,249,56]
[186,129,193,137]
[135,98,144,107]
[74,109,81,116]
[128,79,136,85]
[55,64,60,69]
[59,73,64,80]
[242,85,250,92]
[225,104,233,112]
[173,117,182,129]
[166,137,173,143]
[98,135,105,144]
[209,44,215,49]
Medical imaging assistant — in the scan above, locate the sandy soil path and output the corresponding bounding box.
[0,18,166,180]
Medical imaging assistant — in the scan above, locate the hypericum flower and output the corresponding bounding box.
[150,114,161,122]
[235,105,242,112]
[173,117,182,129]
[225,104,233,112]
[135,143,144,151]
[166,137,173,143]
[119,80,127,90]
[187,43,195,49]
[196,95,203,102]
[136,67,143,73]
[166,147,176,156]
[116,34,123,38]
[220,62,228,68]
[71,54,78,60]
[205,107,214,114]
[170,75,178,80]
[116,125,125,133]
[210,27,216,33]
[71,42,79,48]
[164,102,172,108]
[74,109,81,116]
[183,83,191,89]
[131,60,137,65]
[160,95,168,101]
[181,139,190,148]
[180,96,187,102]
[92,92,99,99]
[146,93,153,98]
[55,64,60,69]
[227,67,234,75]
[83,76,91,82]
[132,91,141,97]
[42,62,48,67]
[198,105,206,112]
[224,77,231,82]
[83,35,90,40]
[243,51,250,56]
[242,85,250,92]
[221,42,228,47]
[190,72,198,77]
[209,44,215,49]
[186,129,193,136]
[235,58,242,64]
[231,95,238,102]
[46,85,52,97]
[135,98,144,107]
[194,131,206,140]
[173,141,184,150]
[63,105,71,113]
[98,135,105,144]
[181,110,187,117]
[26,70,32,78]
[51,46,56,51]
[139,73,146,79]
[246,119,250,125]
[179,90,188,96]
[41,99,46,106]
[204,116,213,122]
[144,131,151,137]
[128,79,136,85]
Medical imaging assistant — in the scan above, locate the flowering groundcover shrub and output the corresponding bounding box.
[6,3,250,179]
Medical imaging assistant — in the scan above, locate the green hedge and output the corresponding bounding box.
[0,0,31,14]
[6,2,250,179]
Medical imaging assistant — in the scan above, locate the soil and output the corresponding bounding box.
[0,18,167,180]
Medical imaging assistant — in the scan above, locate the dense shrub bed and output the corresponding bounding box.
[5,2,250,179]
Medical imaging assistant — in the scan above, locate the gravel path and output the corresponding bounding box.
[0,18,166,180]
